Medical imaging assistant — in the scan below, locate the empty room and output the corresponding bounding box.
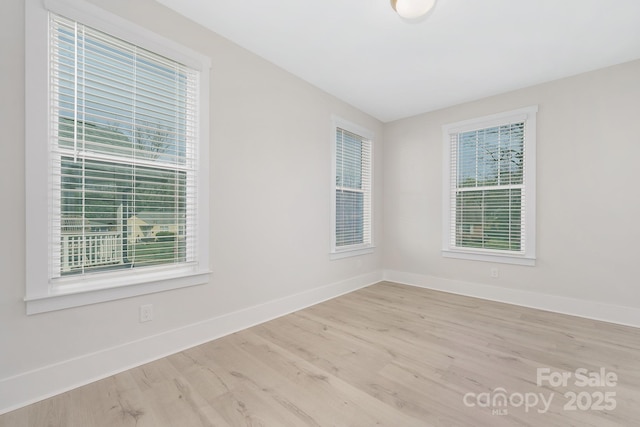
[2,0,640,425]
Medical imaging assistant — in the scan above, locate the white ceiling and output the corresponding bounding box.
[155,0,640,122]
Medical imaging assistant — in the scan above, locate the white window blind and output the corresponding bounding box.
[335,127,372,249]
[49,13,199,280]
[450,121,526,252]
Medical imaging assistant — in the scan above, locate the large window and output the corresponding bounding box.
[25,0,211,313]
[331,117,373,258]
[442,106,537,265]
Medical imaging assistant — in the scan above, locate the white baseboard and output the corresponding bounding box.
[0,270,383,415]
[383,270,640,329]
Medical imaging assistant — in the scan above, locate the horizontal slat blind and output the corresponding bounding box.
[49,13,199,279]
[335,128,371,248]
[450,122,526,252]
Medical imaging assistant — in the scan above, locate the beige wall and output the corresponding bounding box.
[1,0,383,411]
[383,59,640,308]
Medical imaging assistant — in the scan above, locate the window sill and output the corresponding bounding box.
[442,249,535,266]
[25,269,211,315]
[330,245,375,260]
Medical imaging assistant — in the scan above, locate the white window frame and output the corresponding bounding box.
[25,0,211,314]
[442,106,537,266]
[330,116,374,260]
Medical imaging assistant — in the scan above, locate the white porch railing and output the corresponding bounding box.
[61,232,123,273]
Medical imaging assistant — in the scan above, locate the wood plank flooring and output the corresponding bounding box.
[2,281,640,426]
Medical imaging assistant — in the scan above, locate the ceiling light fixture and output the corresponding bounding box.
[390,0,437,19]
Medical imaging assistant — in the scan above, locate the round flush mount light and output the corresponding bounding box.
[390,0,437,19]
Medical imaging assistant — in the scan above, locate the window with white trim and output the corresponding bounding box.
[331,117,373,259]
[25,0,211,314]
[442,106,537,266]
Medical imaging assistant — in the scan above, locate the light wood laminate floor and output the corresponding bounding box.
[2,281,640,426]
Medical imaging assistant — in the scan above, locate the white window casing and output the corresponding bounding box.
[25,0,211,314]
[442,106,537,266]
[330,116,374,259]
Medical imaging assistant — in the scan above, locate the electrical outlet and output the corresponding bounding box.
[139,304,153,322]
[490,268,499,278]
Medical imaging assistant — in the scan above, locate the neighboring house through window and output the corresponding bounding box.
[25,0,211,313]
[330,116,374,259]
[442,106,537,265]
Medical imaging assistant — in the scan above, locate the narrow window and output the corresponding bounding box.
[331,117,373,258]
